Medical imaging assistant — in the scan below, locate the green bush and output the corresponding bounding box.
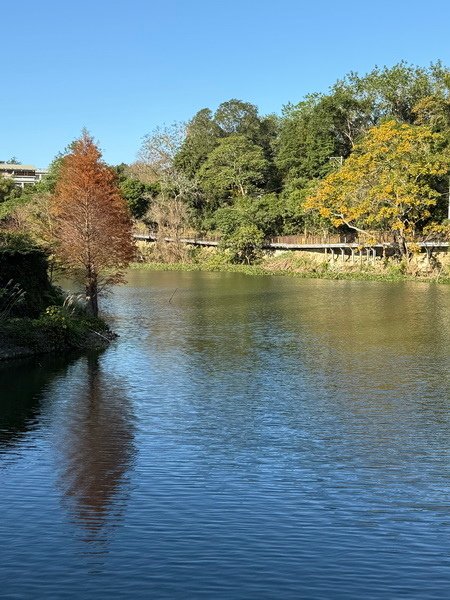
[202,249,233,269]
[223,224,265,264]
[0,304,111,355]
[0,232,62,316]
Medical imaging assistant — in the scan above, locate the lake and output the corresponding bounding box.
[1,270,450,599]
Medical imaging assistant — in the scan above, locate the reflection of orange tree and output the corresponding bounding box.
[56,354,136,543]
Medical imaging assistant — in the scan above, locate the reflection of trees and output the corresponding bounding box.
[273,280,450,388]
[155,274,450,474]
[56,354,136,546]
[152,274,298,467]
[171,272,282,364]
[0,354,77,454]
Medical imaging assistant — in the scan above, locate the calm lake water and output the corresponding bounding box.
[1,271,450,599]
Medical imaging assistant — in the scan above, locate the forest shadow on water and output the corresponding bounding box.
[0,353,81,455]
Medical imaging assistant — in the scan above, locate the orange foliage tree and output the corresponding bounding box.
[51,131,134,316]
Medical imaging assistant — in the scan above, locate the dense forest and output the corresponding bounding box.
[127,61,450,255]
[2,61,450,263]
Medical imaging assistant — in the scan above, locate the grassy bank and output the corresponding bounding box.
[130,251,450,284]
[0,308,114,361]
[0,232,115,361]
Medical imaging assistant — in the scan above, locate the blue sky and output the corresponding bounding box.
[2,0,450,167]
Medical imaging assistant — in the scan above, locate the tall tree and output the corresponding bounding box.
[276,96,340,183]
[305,120,448,255]
[138,122,186,178]
[174,109,223,177]
[214,99,261,140]
[137,123,203,223]
[347,62,442,124]
[198,134,269,201]
[276,89,373,184]
[175,102,280,200]
[51,131,133,316]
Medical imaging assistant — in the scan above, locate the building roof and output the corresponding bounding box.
[0,163,37,171]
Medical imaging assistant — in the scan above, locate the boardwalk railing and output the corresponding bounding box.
[271,234,353,245]
[134,231,448,250]
[270,232,396,245]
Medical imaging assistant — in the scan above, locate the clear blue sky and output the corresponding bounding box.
[2,0,449,167]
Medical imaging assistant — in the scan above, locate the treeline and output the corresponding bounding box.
[126,61,450,259]
[2,61,450,264]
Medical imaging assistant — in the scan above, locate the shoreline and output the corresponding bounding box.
[130,260,450,285]
[0,317,115,362]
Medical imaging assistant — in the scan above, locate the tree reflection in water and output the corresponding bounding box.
[55,353,136,558]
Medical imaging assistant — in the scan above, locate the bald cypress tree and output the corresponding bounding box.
[52,131,133,316]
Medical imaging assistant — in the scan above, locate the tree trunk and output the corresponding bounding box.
[86,276,99,317]
[396,234,409,259]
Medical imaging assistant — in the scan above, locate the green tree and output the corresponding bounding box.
[214,101,280,185]
[214,99,262,140]
[346,61,446,124]
[175,101,279,185]
[198,134,269,200]
[276,62,448,186]
[174,108,223,177]
[276,95,342,182]
[276,88,374,184]
[119,177,155,219]
[113,164,158,220]
[0,177,21,203]
[213,205,248,236]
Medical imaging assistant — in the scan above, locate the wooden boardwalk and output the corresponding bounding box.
[134,233,449,254]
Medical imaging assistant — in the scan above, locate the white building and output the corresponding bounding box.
[0,162,48,188]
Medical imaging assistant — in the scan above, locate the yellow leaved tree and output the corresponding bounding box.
[305,120,448,256]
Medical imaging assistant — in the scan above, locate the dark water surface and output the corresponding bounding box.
[1,271,450,599]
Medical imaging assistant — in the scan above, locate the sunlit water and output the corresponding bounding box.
[1,271,449,599]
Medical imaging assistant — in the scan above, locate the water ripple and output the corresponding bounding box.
[0,274,449,598]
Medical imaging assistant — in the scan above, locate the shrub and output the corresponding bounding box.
[223,224,265,264]
[0,232,61,316]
